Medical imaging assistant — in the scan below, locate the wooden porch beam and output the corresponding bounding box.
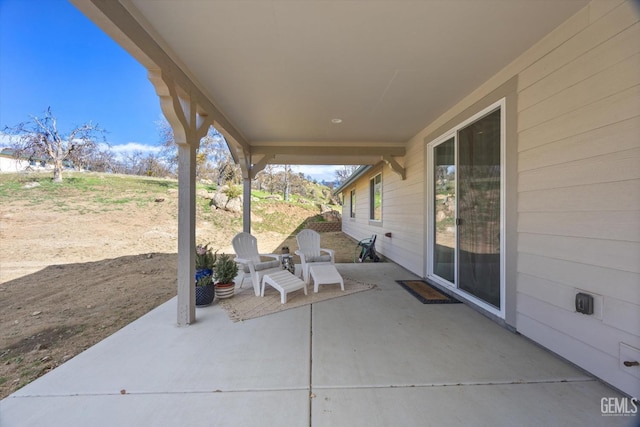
[251,146,405,157]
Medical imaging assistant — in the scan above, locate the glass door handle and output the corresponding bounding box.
[456,218,463,226]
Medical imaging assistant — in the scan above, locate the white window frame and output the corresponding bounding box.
[369,172,382,222]
[350,189,356,218]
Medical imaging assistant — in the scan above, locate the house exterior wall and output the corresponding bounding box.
[342,140,426,275]
[0,155,23,172]
[341,0,640,397]
[513,0,640,398]
[0,155,51,173]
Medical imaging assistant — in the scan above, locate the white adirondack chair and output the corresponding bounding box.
[295,229,335,284]
[232,232,282,296]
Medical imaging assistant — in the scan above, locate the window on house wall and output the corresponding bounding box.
[369,173,382,221]
[350,189,356,218]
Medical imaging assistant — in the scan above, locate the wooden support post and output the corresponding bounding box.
[243,178,251,233]
[177,143,197,325]
[149,70,212,326]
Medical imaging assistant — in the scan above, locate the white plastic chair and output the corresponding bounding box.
[232,232,282,296]
[295,229,335,284]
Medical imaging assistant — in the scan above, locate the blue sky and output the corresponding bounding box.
[0,0,337,181]
[0,0,163,150]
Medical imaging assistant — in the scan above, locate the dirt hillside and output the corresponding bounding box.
[0,173,360,398]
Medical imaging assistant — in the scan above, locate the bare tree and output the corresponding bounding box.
[200,131,240,185]
[157,118,239,183]
[257,164,279,194]
[283,164,292,201]
[156,117,178,174]
[117,150,171,177]
[84,147,118,173]
[334,165,360,185]
[5,107,105,182]
[138,152,172,177]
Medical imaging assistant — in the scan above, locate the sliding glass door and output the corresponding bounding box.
[433,138,455,283]
[457,109,501,307]
[429,104,503,312]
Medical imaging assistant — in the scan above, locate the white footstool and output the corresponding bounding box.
[261,270,308,304]
[309,264,344,293]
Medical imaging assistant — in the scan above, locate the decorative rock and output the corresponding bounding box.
[210,192,228,209]
[210,191,242,213]
[225,197,242,213]
[196,189,210,198]
[321,210,341,222]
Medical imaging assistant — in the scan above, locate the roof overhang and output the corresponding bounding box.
[334,165,372,195]
[71,0,589,174]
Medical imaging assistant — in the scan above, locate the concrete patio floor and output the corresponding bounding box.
[0,263,630,426]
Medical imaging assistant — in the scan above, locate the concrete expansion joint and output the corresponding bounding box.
[309,305,314,427]
[313,377,597,390]
[7,387,314,399]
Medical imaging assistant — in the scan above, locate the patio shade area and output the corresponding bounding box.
[0,263,626,426]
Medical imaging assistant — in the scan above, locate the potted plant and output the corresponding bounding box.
[213,253,239,299]
[195,244,217,306]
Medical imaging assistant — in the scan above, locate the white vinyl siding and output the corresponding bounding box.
[341,0,639,396]
[514,0,640,397]
[341,144,425,275]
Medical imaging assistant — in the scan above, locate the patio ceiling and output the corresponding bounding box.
[72,0,588,167]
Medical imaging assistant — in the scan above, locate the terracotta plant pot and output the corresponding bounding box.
[215,282,235,299]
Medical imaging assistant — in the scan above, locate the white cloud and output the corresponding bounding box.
[0,132,21,146]
[109,142,162,154]
[101,142,163,161]
[1,133,163,158]
[291,165,338,182]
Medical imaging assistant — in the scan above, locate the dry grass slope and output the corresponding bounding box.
[0,172,359,398]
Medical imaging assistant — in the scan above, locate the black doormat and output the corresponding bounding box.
[396,280,461,304]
